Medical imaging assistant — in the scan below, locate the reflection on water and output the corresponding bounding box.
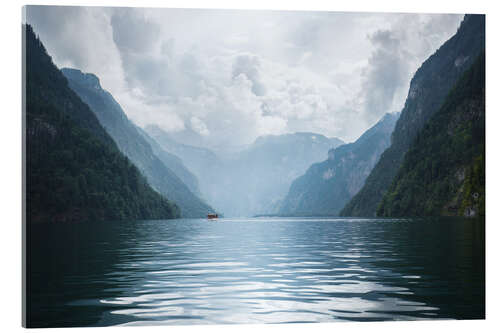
[27,217,484,327]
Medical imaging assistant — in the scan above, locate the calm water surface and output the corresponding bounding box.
[27,217,484,327]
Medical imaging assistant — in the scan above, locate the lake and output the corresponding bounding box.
[26,217,485,327]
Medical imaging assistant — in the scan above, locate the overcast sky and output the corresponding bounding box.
[25,6,463,146]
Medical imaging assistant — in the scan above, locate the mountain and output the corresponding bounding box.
[135,126,201,196]
[61,68,213,218]
[377,52,484,217]
[340,14,485,217]
[279,112,398,216]
[226,132,344,216]
[24,24,179,223]
[145,125,222,189]
[145,126,344,217]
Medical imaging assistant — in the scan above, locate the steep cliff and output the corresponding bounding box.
[25,25,179,223]
[377,52,484,217]
[340,15,485,217]
[279,113,398,216]
[62,68,214,218]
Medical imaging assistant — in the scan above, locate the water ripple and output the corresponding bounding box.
[29,217,485,327]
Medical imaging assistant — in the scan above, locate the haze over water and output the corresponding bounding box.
[28,217,484,327]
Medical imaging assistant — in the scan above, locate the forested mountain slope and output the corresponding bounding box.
[377,52,484,217]
[25,25,179,223]
[340,14,485,217]
[62,68,213,218]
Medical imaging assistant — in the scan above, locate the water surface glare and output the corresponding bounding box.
[28,217,484,327]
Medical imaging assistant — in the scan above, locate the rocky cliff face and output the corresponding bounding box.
[279,113,398,216]
[340,14,485,217]
[377,53,485,217]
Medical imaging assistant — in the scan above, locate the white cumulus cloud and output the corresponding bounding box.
[25,6,463,145]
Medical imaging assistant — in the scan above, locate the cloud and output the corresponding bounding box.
[360,28,409,124]
[190,116,210,136]
[25,6,126,95]
[353,13,464,129]
[25,6,463,144]
[232,54,266,96]
[110,8,160,53]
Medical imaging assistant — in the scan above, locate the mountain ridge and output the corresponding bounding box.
[62,67,215,218]
[279,112,398,216]
[340,14,485,217]
[377,52,485,217]
[25,24,179,223]
[146,126,344,217]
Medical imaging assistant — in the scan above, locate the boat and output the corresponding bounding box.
[207,213,218,220]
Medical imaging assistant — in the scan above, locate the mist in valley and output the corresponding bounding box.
[146,125,344,217]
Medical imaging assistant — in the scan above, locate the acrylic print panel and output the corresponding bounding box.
[22,5,485,328]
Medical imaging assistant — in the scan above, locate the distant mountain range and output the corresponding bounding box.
[279,112,398,216]
[340,14,485,217]
[62,68,214,218]
[146,126,344,217]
